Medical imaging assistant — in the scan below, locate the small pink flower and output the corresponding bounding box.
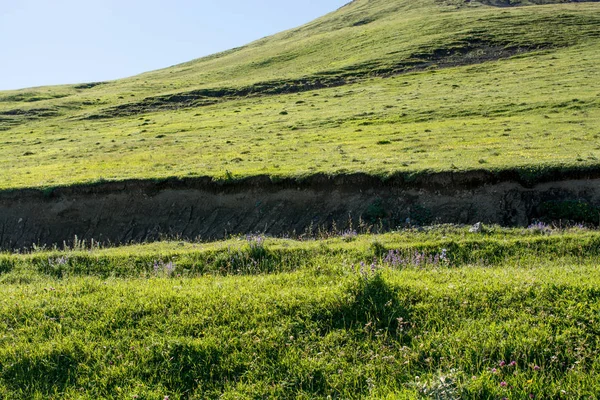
[509,361,517,367]
[499,361,506,367]
[533,365,541,371]
[500,381,508,387]
[492,368,498,373]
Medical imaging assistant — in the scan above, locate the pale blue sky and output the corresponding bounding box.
[0,1,348,90]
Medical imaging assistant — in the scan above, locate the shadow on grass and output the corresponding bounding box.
[1,344,83,395]
[331,273,411,338]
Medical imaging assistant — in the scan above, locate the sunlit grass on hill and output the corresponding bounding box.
[0,0,599,189]
[1,43,599,189]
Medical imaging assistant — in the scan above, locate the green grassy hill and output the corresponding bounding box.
[1,0,599,189]
[3,3,600,398]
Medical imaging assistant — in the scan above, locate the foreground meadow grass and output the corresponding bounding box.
[1,227,600,398]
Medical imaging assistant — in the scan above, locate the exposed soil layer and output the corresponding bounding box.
[85,41,544,119]
[0,108,60,131]
[2,169,600,249]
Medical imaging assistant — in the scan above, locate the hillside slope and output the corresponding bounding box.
[0,0,599,189]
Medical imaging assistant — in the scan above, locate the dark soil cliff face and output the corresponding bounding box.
[1,172,600,249]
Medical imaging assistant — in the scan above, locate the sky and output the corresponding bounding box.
[0,0,349,91]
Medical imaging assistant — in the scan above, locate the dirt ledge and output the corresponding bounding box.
[2,168,600,249]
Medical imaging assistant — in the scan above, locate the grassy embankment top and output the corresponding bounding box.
[1,0,600,190]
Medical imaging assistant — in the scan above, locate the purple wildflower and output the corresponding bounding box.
[414,251,422,267]
[49,256,69,268]
[382,248,449,268]
[246,234,265,249]
[359,261,366,275]
[153,260,176,277]
[165,261,175,275]
[342,229,358,241]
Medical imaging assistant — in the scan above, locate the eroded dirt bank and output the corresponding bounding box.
[1,171,600,249]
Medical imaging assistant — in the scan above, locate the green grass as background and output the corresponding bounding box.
[1,227,600,398]
[3,1,600,397]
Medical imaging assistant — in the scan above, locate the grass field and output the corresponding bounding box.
[2,226,600,398]
[1,0,599,189]
[3,1,600,398]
